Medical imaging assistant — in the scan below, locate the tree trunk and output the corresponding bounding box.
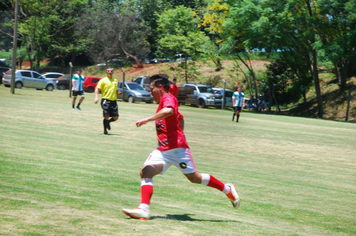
[311,49,323,118]
[120,46,143,68]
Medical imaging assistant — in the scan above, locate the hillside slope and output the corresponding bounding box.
[114,60,356,122]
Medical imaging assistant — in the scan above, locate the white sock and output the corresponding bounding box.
[223,184,231,194]
[201,173,210,185]
[139,203,150,212]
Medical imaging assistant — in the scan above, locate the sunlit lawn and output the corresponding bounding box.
[0,86,355,235]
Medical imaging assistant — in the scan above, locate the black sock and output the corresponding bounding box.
[109,118,115,123]
[103,119,107,129]
[232,114,235,119]
[236,114,240,122]
[77,103,81,107]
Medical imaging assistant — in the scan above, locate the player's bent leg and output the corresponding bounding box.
[140,164,163,179]
[184,172,202,184]
[200,173,240,209]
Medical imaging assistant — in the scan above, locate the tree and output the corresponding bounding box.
[7,0,90,70]
[80,1,150,67]
[198,0,230,70]
[157,5,213,82]
[315,0,356,90]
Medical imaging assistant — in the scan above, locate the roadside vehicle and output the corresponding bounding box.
[0,60,11,84]
[42,72,64,80]
[178,83,222,108]
[213,88,234,107]
[2,69,56,91]
[133,75,151,92]
[118,81,153,103]
[54,74,70,90]
[83,76,101,92]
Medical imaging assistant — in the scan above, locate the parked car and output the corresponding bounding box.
[42,72,64,80]
[133,75,151,92]
[118,81,153,103]
[55,74,71,90]
[213,88,234,107]
[178,83,222,108]
[83,76,101,92]
[2,69,56,91]
[0,60,11,84]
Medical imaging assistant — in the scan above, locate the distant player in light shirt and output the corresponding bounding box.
[72,68,85,110]
[122,74,240,220]
[232,86,245,122]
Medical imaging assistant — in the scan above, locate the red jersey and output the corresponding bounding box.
[169,84,179,98]
[155,93,189,151]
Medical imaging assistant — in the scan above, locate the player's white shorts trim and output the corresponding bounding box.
[144,148,197,175]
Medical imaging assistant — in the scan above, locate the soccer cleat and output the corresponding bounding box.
[76,106,81,110]
[123,208,150,220]
[104,130,108,135]
[226,183,240,208]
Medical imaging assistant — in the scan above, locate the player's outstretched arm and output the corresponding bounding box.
[136,107,174,128]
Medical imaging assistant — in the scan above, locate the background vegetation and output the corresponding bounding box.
[0,86,355,235]
[1,0,355,120]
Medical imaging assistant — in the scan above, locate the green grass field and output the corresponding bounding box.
[0,86,355,236]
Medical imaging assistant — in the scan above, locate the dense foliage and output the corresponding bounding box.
[0,0,355,118]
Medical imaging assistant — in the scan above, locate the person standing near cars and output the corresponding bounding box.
[122,74,240,220]
[94,68,122,135]
[169,77,179,98]
[232,86,245,122]
[72,68,85,110]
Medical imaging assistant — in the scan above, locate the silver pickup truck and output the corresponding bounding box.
[178,83,222,108]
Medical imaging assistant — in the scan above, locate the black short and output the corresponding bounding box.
[73,90,84,97]
[234,106,242,112]
[101,99,119,117]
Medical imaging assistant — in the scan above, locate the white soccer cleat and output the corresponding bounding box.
[123,207,150,220]
[226,183,240,208]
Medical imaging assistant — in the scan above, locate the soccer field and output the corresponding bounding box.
[0,86,355,235]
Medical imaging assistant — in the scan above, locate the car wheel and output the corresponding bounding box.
[57,84,65,90]
[198,99,206,108]
[46,84,54,91]
[128,96,134,103]
[15,82,23,89]
[86,87,94,93]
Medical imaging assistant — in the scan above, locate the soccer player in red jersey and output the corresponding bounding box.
[123,74,240,220]
[169,77,179,98]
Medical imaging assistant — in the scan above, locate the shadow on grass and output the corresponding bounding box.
[150,214,239,222]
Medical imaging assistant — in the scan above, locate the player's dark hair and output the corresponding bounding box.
[149,74,170,91]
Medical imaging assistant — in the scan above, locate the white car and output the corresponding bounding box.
[42,72,64,80]
[2,69,56,91]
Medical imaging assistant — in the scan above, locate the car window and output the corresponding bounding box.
[92,78,100,83]
[135,77,142,83]
[21,71,32,77]
[214,90,222,95]
[33,72,44,79]
[225,91,233,97]
[198,86,213,93]
[46,74,61,78]
[127,83,144,91]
